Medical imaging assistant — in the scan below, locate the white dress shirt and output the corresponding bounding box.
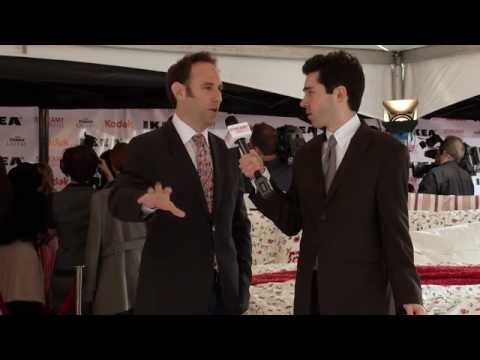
[172,113,210,170]
[316,114,360,269]
[141,114,211,215]
[258,114,361,190]
[324,114,361,171]
[144,114,218,270]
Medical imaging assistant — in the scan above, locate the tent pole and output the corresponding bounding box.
[38,108,49,164]
[391,52,405,99]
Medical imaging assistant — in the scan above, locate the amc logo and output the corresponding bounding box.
[49,117,64,129]
[0,156,24,167]
[104,119,135,129]
[0,116,22,126]
[49,137,70,148]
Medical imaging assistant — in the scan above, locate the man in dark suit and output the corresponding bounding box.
[418,136,474,195]
[109,52,252,315]
[239,51,424,315]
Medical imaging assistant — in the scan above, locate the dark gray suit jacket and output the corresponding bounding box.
[252,124,422,314]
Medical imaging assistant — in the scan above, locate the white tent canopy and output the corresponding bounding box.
[0,45,392,119]
[1,45,479,120]
[404,46,480,117]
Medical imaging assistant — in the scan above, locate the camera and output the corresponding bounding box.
[419,133,443,150]
[81,132,98,149]
[277,125,307,165]
[411,131,480,178]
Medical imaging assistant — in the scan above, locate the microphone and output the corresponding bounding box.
[225,115,274,199]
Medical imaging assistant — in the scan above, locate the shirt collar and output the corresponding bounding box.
[326,113,361,146]
[172,113,210,146]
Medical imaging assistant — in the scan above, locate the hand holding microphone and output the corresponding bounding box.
[225,115,274,199]
[239,149,264,179]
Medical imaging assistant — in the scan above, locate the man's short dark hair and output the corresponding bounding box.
[441,136,465,163]
[166,51,217,107]
[60,145,99,183]
[302,50,365,112]
[250,123,278,156]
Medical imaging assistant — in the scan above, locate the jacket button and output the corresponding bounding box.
[319,214,327,222]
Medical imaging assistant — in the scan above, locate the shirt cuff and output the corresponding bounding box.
[141,205,157,219]
[250,167,271,193]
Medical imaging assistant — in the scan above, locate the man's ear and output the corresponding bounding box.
[171,82,186,102]
[334,85,348,104]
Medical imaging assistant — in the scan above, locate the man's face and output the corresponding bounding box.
[182,62,223,129]
[300,71,337,129]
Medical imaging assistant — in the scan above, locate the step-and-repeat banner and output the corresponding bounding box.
[4,107,480,194]
[0,107,39,173]
[48,109,313,190]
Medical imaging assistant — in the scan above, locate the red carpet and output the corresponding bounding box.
[252,266,480,286]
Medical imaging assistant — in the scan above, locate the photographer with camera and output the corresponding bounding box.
[418,135,474,196]
[249,123,293,193]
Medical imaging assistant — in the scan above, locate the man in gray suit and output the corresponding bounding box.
[52,145,99,312]
[85,143,146,315]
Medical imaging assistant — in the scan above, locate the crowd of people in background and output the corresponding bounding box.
[0,142,146,315]
[1,50,476,316]
[1,129,475,316]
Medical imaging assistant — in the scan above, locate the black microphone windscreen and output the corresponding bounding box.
[225,115,239,127]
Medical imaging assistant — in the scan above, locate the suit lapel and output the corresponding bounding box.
[209,133,224,220]
[164,119,210,217]
[310,134,328,200]
[326,124,372,202]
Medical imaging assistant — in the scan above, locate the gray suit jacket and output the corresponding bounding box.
[85,186,146,314]
[52,184,94,272]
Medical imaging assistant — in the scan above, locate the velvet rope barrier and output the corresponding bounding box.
[56,284,76,315]
[251,266,480,287]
